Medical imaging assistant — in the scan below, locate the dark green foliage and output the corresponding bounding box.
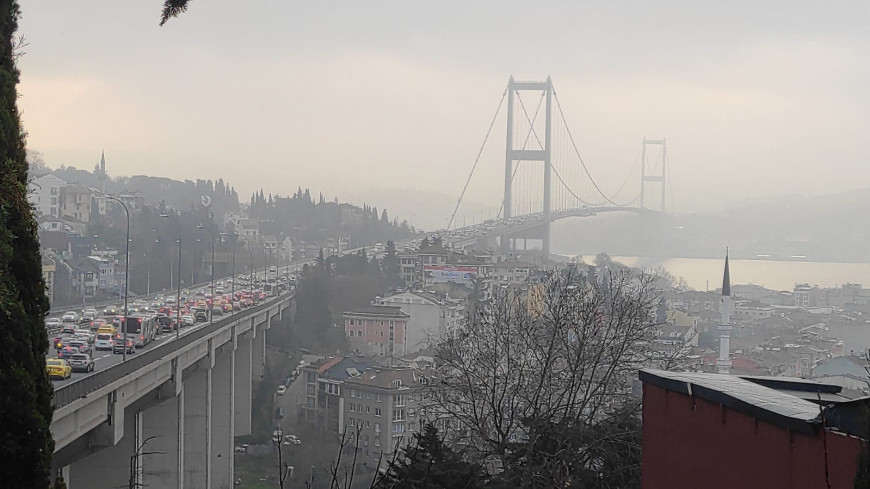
[160,0,190,25]
[0,1,54,486]
[491,411,642,489]
[383,240,401,288]
[376,424,483,489]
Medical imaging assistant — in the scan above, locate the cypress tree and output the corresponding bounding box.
[0,1,55,487]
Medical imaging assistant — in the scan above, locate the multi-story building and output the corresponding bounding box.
[301,356,377,431]
[28,174,67,218]
[41,253,56,305]
[339,367,431,460]
[344,305,410,356]
[491,259,535,285]
[379,291,464,350]
[87,255,116,291]
[68,257,100,301]
[59,185,94,223]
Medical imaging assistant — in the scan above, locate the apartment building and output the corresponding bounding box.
[344,305,410,356]
[379,291,464,349]
[28,174,67,218]
[339,367,431,460]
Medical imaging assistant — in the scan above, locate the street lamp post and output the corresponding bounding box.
[249,241,256,305]
[160,211,183,340]
[104,196,130,361]
[221,231,238,310]
[198,224,216,324]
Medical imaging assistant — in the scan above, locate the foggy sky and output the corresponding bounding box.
[16,1,870,229]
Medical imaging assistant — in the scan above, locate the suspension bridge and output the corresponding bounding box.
[448,76,672,257]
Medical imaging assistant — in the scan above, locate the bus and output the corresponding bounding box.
[123,315,157,348]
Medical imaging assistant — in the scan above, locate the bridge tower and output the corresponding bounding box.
[502,76,554,256]
[640,137,667,212]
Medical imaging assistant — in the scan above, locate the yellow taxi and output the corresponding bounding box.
[97,324,117,336]
[46,358,72,380]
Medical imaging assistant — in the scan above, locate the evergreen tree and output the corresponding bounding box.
[383,240,400,287]
[376,424,483,489]
[0,1,55,486]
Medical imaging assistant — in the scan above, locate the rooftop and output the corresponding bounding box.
[640,369,868,435]
[344,305,410,318]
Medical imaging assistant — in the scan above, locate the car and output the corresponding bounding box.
[82,308,99,320]
[269,266,277,273]
[75,329,94,343]
[277,385,286,396]
[94,333,114,351]
[113,339,136,354]
[57,346,78,359]
[46,317,62,329]
[61,323,77,334]
[103,306,120,316]
[67,340,93,356]
[234,444,249,453]
[194,311,208,322]
[283,434,301,445]
[62,311,79,323]
[68,353,95,373]
[46,358,72,380]
[165,296,177,305]
[182,315,196,326]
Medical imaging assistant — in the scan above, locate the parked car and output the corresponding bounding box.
[277,385,286,396]
[283,434,301,445]
[68,353,95,373]
[46,358,72,380]
[113,339,136,354]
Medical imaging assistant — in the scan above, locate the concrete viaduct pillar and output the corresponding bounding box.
[57,300,287,489]
[234,332,253,436]
[183,347,213,489]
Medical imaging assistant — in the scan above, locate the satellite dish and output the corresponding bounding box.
[201,195,212,207]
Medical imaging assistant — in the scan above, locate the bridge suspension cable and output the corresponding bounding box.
[447,85,508,230]
[552,90,640,207]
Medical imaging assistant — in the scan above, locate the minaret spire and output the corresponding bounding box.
[717,249,733,374]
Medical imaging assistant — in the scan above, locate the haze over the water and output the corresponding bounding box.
[16,1,870,229]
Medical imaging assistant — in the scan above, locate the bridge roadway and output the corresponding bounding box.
[51,291,294,489]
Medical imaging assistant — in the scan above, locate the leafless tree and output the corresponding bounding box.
[126,436,164,489]
[426,269,662,485]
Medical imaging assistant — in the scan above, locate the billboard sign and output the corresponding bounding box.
[424,265,477,283]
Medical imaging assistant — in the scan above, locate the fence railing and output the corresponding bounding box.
[51,291,294,410]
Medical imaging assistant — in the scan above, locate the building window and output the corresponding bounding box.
[350,389,356,398]
[374,437,381,447]
[394,394,405,407]
[392,423,406,435]
[376,393,382,402]
[374,408,382,417]
[366,406,370,414]
[349,403,355,412]
[365,420,370,428]
[408,408,416,417]
[392,409,405,422]
[409,422,416,432]
[364,435,369,446]
[349,418,356,427]
[374,423,381,433]
[366,392,371,400]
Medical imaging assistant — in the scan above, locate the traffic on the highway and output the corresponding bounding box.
[45,267,299,388]
[43,236,425,389]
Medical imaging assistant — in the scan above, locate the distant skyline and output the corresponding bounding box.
[16,2,870,229]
